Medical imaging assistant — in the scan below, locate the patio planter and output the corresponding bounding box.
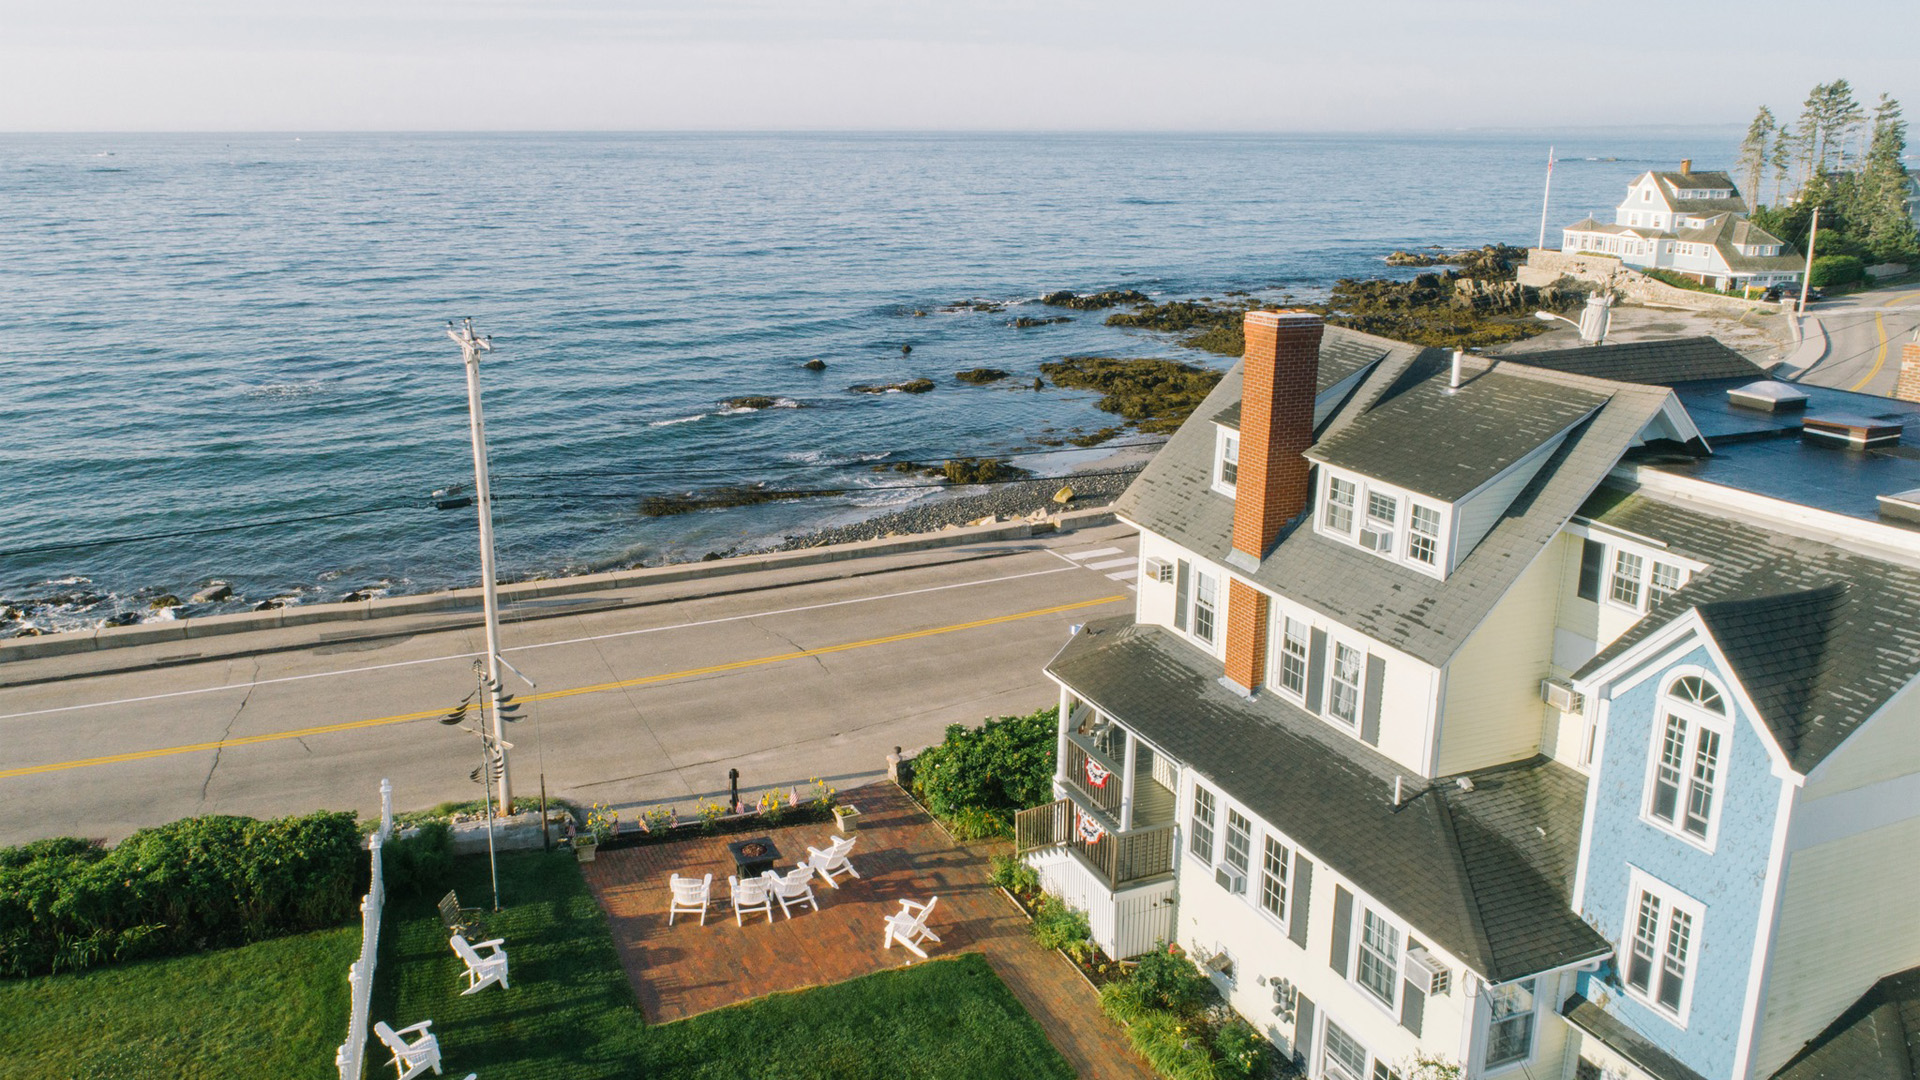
[574,838,598,863]
[833,804,862,833]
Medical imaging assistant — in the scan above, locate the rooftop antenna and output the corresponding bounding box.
[1536,145,1556,250]
[448,317,513,814]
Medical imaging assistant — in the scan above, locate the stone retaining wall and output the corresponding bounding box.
[1518,248,1782,316]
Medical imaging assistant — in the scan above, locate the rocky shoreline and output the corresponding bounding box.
[762,465,1143,552]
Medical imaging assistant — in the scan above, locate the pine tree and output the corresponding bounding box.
[1860,94,1918,261]
[1771,123,1797,205]
[1738,106,1775,205]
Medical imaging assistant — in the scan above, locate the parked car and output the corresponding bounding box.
[1765,284,1823,303]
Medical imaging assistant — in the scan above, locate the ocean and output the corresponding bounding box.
[0,131,1731,630]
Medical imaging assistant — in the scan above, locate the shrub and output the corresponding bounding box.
[1810,254,1866,287]
[989,853,1040,898]
[1097,945,1265,1080]
[911,706,1058,837]
[1131,944,1215,1017]
[1030,894,1093,960]
[0,810,361,979]
[380,822,453,901]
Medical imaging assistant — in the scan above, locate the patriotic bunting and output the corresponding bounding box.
[1075,805,1107,845]
[1084,755,1112,789]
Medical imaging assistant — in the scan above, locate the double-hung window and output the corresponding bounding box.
[1192,572,1218,644]
[1485,979,1537,1068]
[1189,785,1216,862]
[1649,561,1684,605]
[1325,477,1356,534]
[1647,675,1728,843]
[1223,809,1252,889]
[1364,492,1397,554]
[1610,550,1644,607]
[1322,1020,1370,1080]
[1408,504,1441,566]
[1624,873,1703,1023]
[1329,643,1363,728]
[1278,617,1310,697]
[1356,908,1401,1008]
[1259,836,1290,921]
[1219,432,1239,489]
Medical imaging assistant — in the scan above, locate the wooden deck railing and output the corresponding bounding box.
[1015,798,1176,889]
[1063,739,1126,819]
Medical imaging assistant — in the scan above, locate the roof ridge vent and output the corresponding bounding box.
[1728,379,1808,413]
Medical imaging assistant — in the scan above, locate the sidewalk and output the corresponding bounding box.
[580,782,1154,1079]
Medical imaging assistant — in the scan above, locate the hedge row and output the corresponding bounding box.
[908,706,1058,839]
[0,811,363,978]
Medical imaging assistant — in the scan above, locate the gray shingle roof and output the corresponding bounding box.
[1573,487,1920,773]
[1655,169,1738,192]
[1306,366,1610,501]
[1564,994,1711,1080]
[1769,965,1920,1080]
[1500,336,1768,386]
[1114,343,1675,667]
[1211,331,1393,431]
[1047,616,1610,982]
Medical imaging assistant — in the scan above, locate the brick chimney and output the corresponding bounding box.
[1229,310,1323,568]
[1680,158,1692,175]
[1896,341,1920,403]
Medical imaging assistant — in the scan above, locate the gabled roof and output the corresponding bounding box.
[1114,342,1675,667]
[1306,363,1609,501]
[1770,966,1920,1080]
[1501,337,1768,386]
[1655,168,1737,192]
[1048,616,1610,983]
[1573,488,1920,773]
[1211,331,1391,431]
[1564,994,1711,1080]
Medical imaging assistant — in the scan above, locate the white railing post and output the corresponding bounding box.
[337,779,395,1080]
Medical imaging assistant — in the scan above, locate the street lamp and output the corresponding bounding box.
[448,318,513,813]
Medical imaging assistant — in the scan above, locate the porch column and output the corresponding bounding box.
[1120,730,1138,831]
[1055,687,1073,793]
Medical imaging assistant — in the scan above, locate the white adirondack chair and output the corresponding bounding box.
[373,1019,442,1080]
[762,865,820,918]
[449,934,510,995]
[804,834,860,888]
[729,873,776,926]
[882,896,941,959]
[668,872,713,926]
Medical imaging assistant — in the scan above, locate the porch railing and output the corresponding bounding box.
[1015,798,1176,889]
[1063,739,1125,819]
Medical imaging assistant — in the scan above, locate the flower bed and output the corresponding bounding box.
[581,780,841,852]
[988,853,1126,989]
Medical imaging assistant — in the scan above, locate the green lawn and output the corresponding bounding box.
[374,849,1074,1080]
[0,925,358,1080]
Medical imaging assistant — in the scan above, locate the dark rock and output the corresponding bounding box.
[148,594,182,611]
[1033,377,1044,391]
[943,299,1005,313]
[941,458,1030,484]
[641,483,838,518]
[955,368,1010,384]
[1009,315,1072,328]
[801,358,827,372]
[104,612,140,627]
[1038,356,1224,433]
[722,396,783,411]
[190,582,232,603]
[900,344,912,355]
[1067,427,1123,447]
[1039,289,1150,310]
[849,379,935,395]
[11,626,43,637]
[342,590,373,603]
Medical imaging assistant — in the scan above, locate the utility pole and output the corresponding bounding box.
[449,317,512,814]
[1537,145,1556,250]
[1798,206,1821,313]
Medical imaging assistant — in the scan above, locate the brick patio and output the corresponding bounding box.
[579,782,1153,1079]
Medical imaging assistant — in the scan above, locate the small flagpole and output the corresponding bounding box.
[1537,145,1556,250]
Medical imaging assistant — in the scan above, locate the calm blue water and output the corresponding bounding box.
[0,132,1731,628]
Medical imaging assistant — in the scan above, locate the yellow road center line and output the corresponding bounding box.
[0,595,1127,781]
[1849,312,1891,392]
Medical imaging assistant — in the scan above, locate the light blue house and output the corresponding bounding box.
[1565,493,1920,1080]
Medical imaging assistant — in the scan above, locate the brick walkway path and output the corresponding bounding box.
[580,782,1153,1079]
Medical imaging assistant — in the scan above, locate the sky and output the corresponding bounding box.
[2,0,1915,132]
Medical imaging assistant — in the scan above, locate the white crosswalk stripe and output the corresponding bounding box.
[1106,570,1136,581]
[1086,557,1136,571]
[1065,547,1123,560]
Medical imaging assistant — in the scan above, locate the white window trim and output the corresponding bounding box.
[1188,568,1219,647]
[1324,637,1367,732]
[1268,609,1312,703]
[1607,548,1646,612]
[1639,666,1733,853]
[1257,832,1294,928]
[1622,868,1706,1028]
[1314,467,1449,580]
[1346,896,1405,1017]
[1480,977,1543,1074]
[1212,425,1239,498]
[1186,780,1218,868]
[1317,1012,1385,1080]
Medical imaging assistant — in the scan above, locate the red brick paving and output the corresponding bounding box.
[580,782,1153,1079]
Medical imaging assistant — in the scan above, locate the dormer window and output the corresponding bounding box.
[1408,505,1442,565]
[1213,428,1240,496]
[1361,492,1397,554]
[1325,476,1356,533]
[1643,188,1653,202]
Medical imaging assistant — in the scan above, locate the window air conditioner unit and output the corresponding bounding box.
[1358,528,1392,554]
[1540,679,1584,713]
[1143,557,1173,584]
[1214,863,1247,895]
[1404,947,1450,996]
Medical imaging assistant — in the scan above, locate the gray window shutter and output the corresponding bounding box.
[1293,993,1315,1070]
[1305,628,1328,714]
[1400,979,1425,1036]
[1361,654,1386,746]
[1578,539,1606,601]
[1329,885,1353,976]
[1289,856,1313,948]
[1174,560,1191,631]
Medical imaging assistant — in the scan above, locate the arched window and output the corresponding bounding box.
[1647,672,1731,846]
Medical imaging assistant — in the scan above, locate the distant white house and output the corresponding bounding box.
[1559,161,1803,292]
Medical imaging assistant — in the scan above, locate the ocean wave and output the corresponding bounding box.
[716,397,802,415]
[243,381,325,399]
[650,413,707,427]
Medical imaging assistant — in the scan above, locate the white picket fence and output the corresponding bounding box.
[336,779,395,1080]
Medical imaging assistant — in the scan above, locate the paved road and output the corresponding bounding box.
[1795,285,1920,396]
[0,525,1140,846]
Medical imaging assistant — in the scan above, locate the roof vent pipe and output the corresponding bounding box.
[1450,350,1464,390]
[1393,776,1406,807]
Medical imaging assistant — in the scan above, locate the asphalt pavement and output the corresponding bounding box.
[0,524,1141,845]
[1793,284,1920,396]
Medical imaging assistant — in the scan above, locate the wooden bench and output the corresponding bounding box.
[438,890,487,939]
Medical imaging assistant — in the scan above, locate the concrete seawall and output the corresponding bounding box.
[0,507,1118,664]
[1518,248,1783,316]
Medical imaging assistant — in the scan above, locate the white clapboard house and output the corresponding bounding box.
[1558,161,1803,292]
